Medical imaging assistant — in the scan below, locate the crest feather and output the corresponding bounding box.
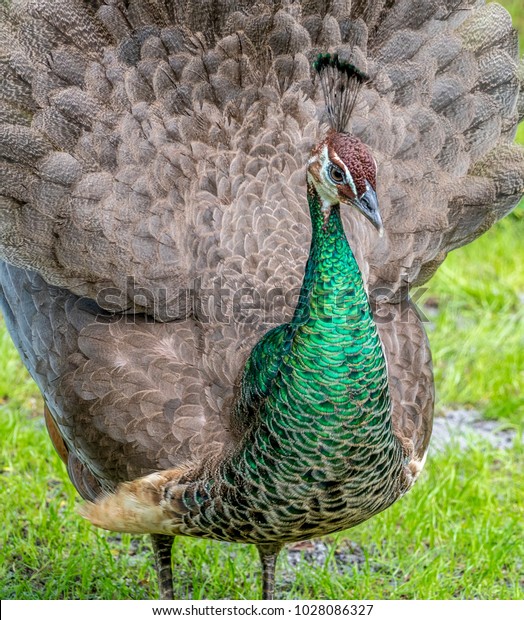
[314,53,368,132]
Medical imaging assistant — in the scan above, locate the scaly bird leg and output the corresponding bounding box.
[257,543,282,600]
[151,534,174,600]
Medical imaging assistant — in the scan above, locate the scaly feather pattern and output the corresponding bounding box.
[80,184,411,546]
[0,0,523,600]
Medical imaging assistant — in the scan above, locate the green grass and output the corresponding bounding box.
[423,216,524,423]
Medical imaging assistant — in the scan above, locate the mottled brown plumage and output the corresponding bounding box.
[0,0,523,600]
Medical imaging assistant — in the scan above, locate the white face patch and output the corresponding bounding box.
[308,145,358,219]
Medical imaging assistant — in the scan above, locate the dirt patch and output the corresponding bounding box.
[430,409,519,452]
[286,538,366,572]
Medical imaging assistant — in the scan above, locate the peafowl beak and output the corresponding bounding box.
[353,182,384,237]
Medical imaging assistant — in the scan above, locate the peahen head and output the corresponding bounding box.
[307,129,382,234]
[311,54,383,234]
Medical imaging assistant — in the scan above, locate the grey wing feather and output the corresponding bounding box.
[0,262,235,487]
[376,299,434,462]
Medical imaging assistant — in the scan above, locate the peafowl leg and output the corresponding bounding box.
[257,544,282,600]
[151,534,175,600]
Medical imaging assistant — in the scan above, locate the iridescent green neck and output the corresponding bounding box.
[292,183,366,326]
[239,181,393,441]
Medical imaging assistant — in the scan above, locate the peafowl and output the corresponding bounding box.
[0,0,523,600]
